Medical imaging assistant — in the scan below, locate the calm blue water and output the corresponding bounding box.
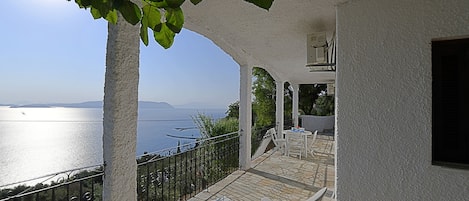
[0,107,226,186]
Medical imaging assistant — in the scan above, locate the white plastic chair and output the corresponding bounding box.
[287,131,305,159]
[309,130,318,157]
[269,128,286,154]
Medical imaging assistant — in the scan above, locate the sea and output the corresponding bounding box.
[0,106,226,187]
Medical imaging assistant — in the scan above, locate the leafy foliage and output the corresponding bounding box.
[225,101,240,119]
[311,95,335,116]
[192,113,238,138]
[71,0,274,49]
[252,67,276,127]
[297,84,327,115]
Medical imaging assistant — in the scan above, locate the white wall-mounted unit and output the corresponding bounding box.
[306,32,328,66]
[306,32,336,72]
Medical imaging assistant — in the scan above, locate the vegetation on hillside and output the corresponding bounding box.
[192,113,239,139]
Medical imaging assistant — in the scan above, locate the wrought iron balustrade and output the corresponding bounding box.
[136,131,240,201]
[0,165,104,201]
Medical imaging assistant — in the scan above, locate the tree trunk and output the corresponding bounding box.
[102,14,140,201]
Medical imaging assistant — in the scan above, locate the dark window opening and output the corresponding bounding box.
[432,37,469,169]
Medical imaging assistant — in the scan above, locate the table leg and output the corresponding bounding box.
[304,135,308,158]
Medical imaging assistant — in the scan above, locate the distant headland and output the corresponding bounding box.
[6,101,174,109]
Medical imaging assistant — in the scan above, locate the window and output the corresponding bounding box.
[432,37,469,169]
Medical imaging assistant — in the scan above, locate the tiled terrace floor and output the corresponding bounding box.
[189,134,335,201]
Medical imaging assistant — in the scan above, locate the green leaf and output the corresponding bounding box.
[154,23,162,32]
[144,0,168,8]
[153,23,175,49]
[190,0,203,5]
[141,10,149,27]
[165,8,184,33]
[105,9,118,24]
[244,0,274,10]
[165,23,181,34]
[90,7,102,19]
[140,23,149,46]
[91,0,112,17]
[142,4,162,29]
[75,0,92,8]
[140,6,150,46]
[118,1,142,25]
[166,0,185,8]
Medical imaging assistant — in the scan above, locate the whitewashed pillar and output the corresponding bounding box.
[291,84,300,127]
[102,14,140,201]
[275,81,285,137]
[239,65,252,170]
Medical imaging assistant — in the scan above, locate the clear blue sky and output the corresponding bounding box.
[0,0,240,108]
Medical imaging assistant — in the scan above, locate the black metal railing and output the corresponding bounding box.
[136,131,239,201]
[0,165,104,201]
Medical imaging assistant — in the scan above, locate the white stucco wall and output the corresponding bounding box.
[336,0,469,200]
[300,115,334,133]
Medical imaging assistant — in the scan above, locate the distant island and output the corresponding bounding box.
[7,101,174,109]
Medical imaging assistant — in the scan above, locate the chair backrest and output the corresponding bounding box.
[270,128,288,146]
[311,130,318,144]
[267,128,279,145]
[266,128,276,138]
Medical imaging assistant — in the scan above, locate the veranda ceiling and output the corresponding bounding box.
[182,0,344,84]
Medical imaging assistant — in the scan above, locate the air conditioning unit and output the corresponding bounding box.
[306,32,327,66]
[306,32,336,72]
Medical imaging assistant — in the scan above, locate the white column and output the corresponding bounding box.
[275,81,285,136]
[239,65,252,170]
[102,14,140,201]
[292,84,300,127]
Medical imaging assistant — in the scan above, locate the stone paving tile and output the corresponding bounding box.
[189,135,335,201]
